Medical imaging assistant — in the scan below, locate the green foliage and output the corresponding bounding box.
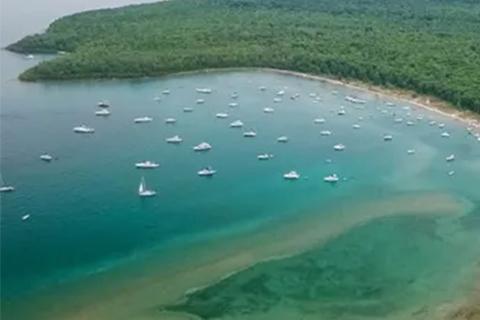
[7,0,480,112]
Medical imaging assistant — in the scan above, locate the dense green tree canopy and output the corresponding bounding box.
[7,0,480,113]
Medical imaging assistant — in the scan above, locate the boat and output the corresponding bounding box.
[448,170,456,176]
[386,102,396,107]
[438,123,446,129]
[394,118,403,123]
[165,118,177,124]
[276,90,285,96]
[352,124,361,129]
[162,89,170,95]
[95,109,110,116]
[230,120,244,128]
[135,161,159,169]
[153,96,161,102]
[406,121,415,126]
[333,144,346,151]
[196,99,205,104]
[320,130,332,136]
[429,120,437,126]
[277,136,288,143]
[231,92,239,99]
[97,101,110,108]
[193,142,212,152]
[263,107,274,113]
[407,149,416,155]
[138,177,156,197]
[384,135,393,141]
[229,102,239,108]
[243,130,257,138]
[309,93,317,98]
[314,118,326,124]
[273,98,282,103]
[22,214,31,221]
[345,96,366,104]
[73,125,95,133]
[40,154,54,162]
[337,109,346,116]
[0,186,15,193]
[324,174,339,183]
[283,171,300,180]
[26,54,35,59]
[215,113,229,119]
[257,154,274,160]
[166,135,183,144]
[196,88,212,94]
[183,107,194,112]
[441,132,450,138]
[197,166,216,177]
[134,117,153,123]
[291,93,300,100]
[259,86,267,91]
[446,154,455,162]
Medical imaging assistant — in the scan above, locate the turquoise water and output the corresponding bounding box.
[1,51,480,318]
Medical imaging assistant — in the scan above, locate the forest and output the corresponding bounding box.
[7,0,480,113]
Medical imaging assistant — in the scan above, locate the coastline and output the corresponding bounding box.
[4,192,472,320]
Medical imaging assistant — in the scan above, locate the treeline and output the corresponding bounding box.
[7,0,480,113]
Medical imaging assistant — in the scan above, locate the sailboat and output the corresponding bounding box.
[138,177,156,197]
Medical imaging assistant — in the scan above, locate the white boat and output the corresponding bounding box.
[40,154,54,162]
[162,89,170,95]
[257,154,274,160]
[166,135,183,144]
[196,88,212,94]
[197,167,216,177]
[406,121,415,126]
[22,214,31,221]
[231,92,239,99]
[183,107,194,113]
[276,90,285,96]
[407,149,416,155]
[138,177,156,197]
[283,171,300,180]
[331,90,338,95]
[429,120,437,126]
[309,93,317,98]
[273,98,282,103]
[352,124,361,129]
[0,186,15,193]
[73,125,95,133]
[277,136,288,143]
[345,96,366,104]
[441,132,450,138]
[243,131,257,138]
[230,120,244,128]
[384,135,393,141]
[320,130,332,136]
[135,161,159,169]
[438,123,446,129]
[446,154,455,162]
[216,113,229,119]
[229,102,239,108]
[97,101,110,108]
[314,118,326,124]
[448,170,456,176]
[26,54,35,59]
[337,109,346,116]
[394,118,403,123]
[291,93,300,100]
[153,96,161,102]
[324,174,339,183]
[165,118,177,124]
[193,142,212,152]
[333,144,346,151]
[417,115,424,121]
[196,99,205,104]
[95,109,111,116]
[134,117,153,123]
[386,102,396,107]
[263,107,275,113]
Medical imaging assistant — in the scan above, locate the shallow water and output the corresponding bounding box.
[1,52,479,319]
